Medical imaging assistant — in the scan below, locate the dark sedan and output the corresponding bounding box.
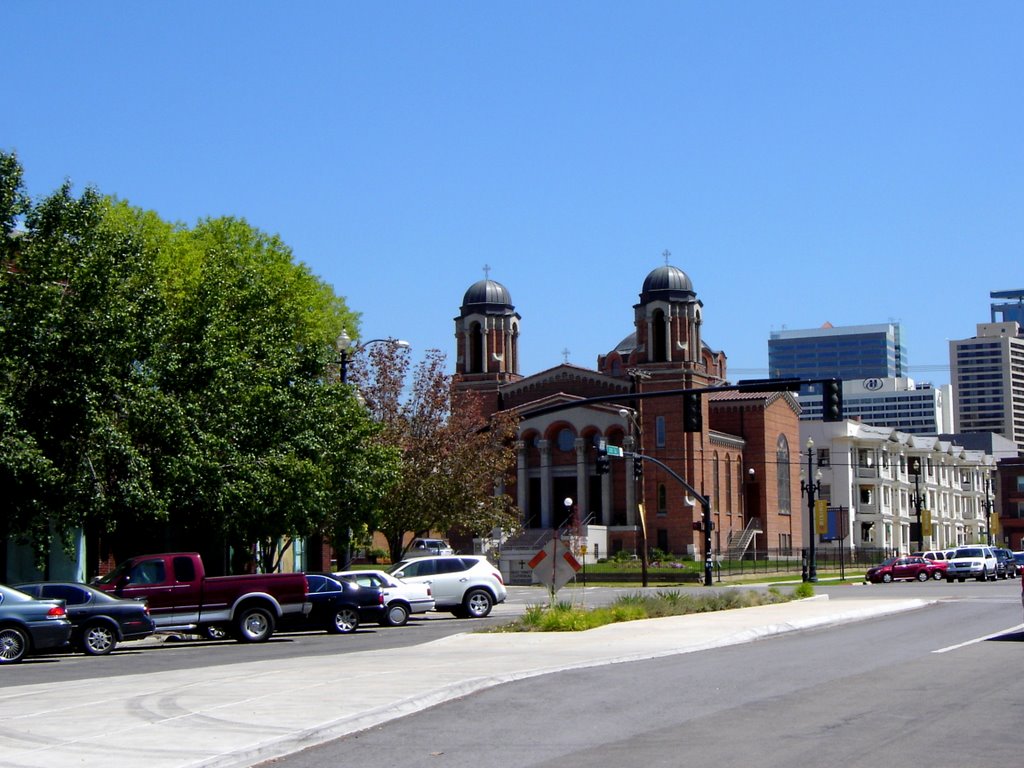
[0,584,73,664]
[865,556,942,583]
[15,582,155,655]
[279,574,385,634]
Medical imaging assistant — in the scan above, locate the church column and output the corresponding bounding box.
[574,438,588,521]
[516,441,528,525]
[539,440,552,528]
[624,435,636,526]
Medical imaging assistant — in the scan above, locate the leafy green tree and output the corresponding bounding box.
[1,153,397,576]
[351,346,520,563]
[0,160,168,569]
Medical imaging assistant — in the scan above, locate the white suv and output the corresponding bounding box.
[945,546,998,582]
[389,555,506,618]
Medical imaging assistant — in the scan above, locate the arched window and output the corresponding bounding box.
[725,455,733,514]
[776,435,791,515]
[652,309,667,362]
[712,452,719,512]
[469,321,484,373]
[556,428,575,453]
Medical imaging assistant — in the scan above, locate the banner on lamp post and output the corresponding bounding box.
[814,499,829,535]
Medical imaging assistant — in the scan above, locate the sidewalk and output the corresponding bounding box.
[0,595,927,768]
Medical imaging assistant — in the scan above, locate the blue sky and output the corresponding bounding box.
[4,3,1022,387]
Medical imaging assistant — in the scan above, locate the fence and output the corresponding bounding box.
[713,547,888,578]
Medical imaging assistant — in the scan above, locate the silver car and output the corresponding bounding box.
[389,555,507,618]
[334,569,435,626]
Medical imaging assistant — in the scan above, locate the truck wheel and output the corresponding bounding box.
[384,603,410,627]
[328,607,359,634]
[235,606,275,643]
[977,569,987,582]
[463,589,494,618]
[81,621,116,655]
[0,626,29,664]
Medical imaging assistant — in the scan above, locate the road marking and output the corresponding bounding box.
[932,623,1024,654]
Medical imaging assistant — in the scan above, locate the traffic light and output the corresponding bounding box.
[821,379,843,422]
[633,456,643,480]
[682,391,702,432]
[596,445,610,475]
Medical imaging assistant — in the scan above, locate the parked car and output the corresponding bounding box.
[334,569,435,626]
[0,584,72,665]
[865,556,942,584]
[944,546,999,582]
[92,552,309,642]
[910,552,949,580]
[278,574,384,634]
[405,538,455,557]
[993,548,1017,578]
[1013,551,1024,573]
[388,555,506,618]
[14,582,155,655]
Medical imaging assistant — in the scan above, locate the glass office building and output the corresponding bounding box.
[768,322,906,381]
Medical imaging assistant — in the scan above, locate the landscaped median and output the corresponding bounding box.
[495,582,816,632]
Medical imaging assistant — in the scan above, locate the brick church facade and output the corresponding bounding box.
[452,263,804,560]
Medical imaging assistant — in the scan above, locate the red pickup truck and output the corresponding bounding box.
[93,552,309,642]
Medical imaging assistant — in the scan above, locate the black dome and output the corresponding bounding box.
[639,264,696,303]
[462,278,513,308]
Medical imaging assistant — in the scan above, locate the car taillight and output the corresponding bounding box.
[378,591,384,605]
[426,586,432,596]
[46,606,66,619]
[493,571,504,585]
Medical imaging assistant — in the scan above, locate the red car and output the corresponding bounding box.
[865,556,943,583]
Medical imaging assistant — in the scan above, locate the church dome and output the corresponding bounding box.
[639,264,696,304]
[462,278,513,309]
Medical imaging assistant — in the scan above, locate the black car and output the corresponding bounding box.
[280,574,385,634]
[15,582,155,655]
[0,584,73,664]
[993,548,1017,579]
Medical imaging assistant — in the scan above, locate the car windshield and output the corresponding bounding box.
[878,558,896,567]
[954,548,983,558]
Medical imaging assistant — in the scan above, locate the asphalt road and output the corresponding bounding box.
[4,577,1016,689]
[264,580,1023,768]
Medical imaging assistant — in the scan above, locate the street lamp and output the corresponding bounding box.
[800,438,821,582]
[335,330,411,383]
[983,471,993,546]
[618,407,648,588]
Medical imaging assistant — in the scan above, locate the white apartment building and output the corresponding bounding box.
[801,421,997,555]
[949,321,1024,453]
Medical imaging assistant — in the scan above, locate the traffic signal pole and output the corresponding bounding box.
[628,452,714,586]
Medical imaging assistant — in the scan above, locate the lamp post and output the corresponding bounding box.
[618,407,648,588]
[335,330,411,383]
[983,472,993,546]
[800,438,820,582]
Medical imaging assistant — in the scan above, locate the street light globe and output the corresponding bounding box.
[336,329,353,352]
[563,497,573,508]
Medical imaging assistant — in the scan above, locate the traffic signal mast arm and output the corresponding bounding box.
[627,451,716,587]
[515,377,835,422]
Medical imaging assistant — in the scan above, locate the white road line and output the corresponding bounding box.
[932,623,1024,654]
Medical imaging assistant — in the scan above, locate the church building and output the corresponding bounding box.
[453,263,804,561]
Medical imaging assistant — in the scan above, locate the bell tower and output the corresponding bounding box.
[454,269,521,412]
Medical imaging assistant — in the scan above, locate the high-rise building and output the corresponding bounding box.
[990,289,1024,325]
[949,320,1024,453]
[768,322,906,381]
[798,377,953,434]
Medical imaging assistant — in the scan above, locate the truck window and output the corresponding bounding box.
[130,560,166,585]
[173,556,197,582]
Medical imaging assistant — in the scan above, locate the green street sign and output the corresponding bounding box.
[606,445,624,457]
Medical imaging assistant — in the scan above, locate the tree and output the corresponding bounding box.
[351,346,521,563]
[0,161,169,570]
[0,153,395,576]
